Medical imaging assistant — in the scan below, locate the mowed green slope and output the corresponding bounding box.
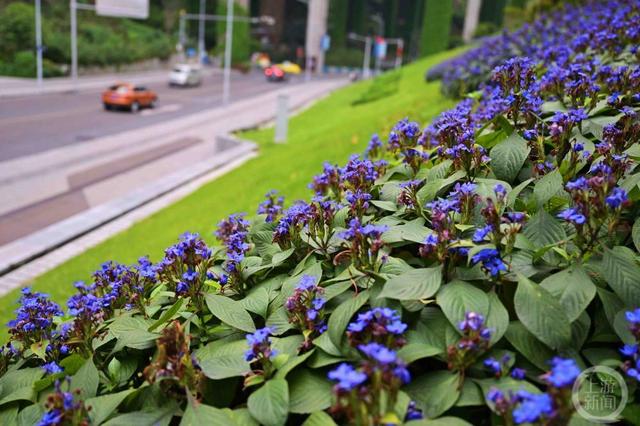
[0,49,461,339]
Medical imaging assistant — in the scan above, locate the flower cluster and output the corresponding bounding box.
[473,184,526,260]
[328,307,411,424]
[157,232,213,298]
[558,173,629,253]
[338,218,388,272]
[347,307,407,349]
[285,275,327,350]
[484,354,526,380]
[143,321,202,400]
[621,308,640,382]
[37,379,91,426]
[244,327,278,379]
[214,215,249,293]
[447,312,492,373]
[7,288,62,347]
[257,190,284,223]
[488,357,581,424]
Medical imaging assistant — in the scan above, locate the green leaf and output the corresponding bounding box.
[539,265,596,322]
[17,404,43,426]
[436,281,489,334]
[87,389,135,425]
[633,220,640,252]
[523,210,566,248]
[490,132,530,182]
[601,247,640,307]
[148,298,184,332]
[514,275,572,349]
[71,358,99,399]
[275,349,315,379]
[533,169,563,206]
[417,170,466,205]
[507,178,534,207]
[205,294,256,333]
[0,368,43,405]
[614,310,636,344]
[109,316,159,350]
[241,287,271,319]
[405,371,460,418]
[102,408,176,426]
[456,380,484,407]
[288,369,333,414]
[328,291,369,347]
[196,339,251,379]
[266,306,294,336]
[181,401,234,425]
[303,411,338,426]
[247,379,289,426]
[379,267,442,301]
[504,321,554,371]
[486,291,509,345]
[570,311,590,349]
[397,343,441,364]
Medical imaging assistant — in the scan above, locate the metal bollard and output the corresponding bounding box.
[275,94,289,144]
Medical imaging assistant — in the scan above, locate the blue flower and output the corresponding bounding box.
[626,308,640,324]
[471,249,507,277]
[473,225,493,243]
[558,208,586,225]
[328,363,367,391]
[605,187,628,209]
[512,392,553,424]
[37,409,64,426]
[511,368,526,380]
[42,361,63,375]
[544,357,580,388]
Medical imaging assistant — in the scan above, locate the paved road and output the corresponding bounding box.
[0,70,305,161]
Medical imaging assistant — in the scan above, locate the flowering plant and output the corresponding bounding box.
[1,2,640,425]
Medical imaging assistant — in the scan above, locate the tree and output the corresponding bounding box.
[328,0,348,47]
[0,2,35,61]
[419,0,453,56]
[216,1,251,66]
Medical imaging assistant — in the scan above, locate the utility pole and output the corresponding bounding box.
[222,0,234,105]
[35,0,43,87]
[198,0,206,62]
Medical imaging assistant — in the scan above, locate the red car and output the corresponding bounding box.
[102,83,157,112]
[264,65,286,82]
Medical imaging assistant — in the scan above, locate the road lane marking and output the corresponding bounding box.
[140,103,182,116]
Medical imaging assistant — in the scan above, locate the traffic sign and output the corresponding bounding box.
[96,0,148,19]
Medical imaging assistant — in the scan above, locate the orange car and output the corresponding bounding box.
[102,83,157,112]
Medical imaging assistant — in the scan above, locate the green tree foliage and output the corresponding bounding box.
[0,2,35,60]
[480,0,508,27]
[328,0,348,48]
[419,0,453,56]
[215,1,251,67]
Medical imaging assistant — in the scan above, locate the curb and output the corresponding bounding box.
[0,137,256,278]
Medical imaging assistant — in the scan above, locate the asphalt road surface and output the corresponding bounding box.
[0,70,305,161]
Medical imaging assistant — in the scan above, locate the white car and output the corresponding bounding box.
[169,64,202,87]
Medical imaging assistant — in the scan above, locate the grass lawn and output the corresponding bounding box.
[0,49,461,340]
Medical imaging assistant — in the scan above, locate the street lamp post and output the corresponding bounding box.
[222,0,234,105]
[197,0,206,62]
[348,33,372,79]
[35,0,43,87]
[70,0,78,87]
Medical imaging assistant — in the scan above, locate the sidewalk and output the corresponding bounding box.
[0,77,349,289]
[0,67,220,98]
